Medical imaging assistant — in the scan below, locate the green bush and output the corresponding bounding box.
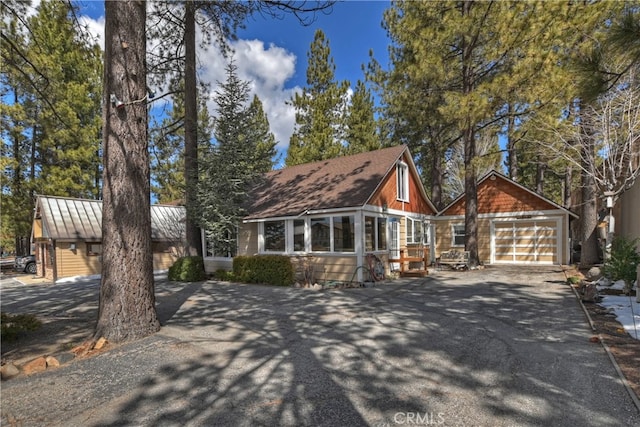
[233,255,294,286]
[168,256,206,282]
[603,236,640,294]
[1,312,42,342]
[214,269,234,281]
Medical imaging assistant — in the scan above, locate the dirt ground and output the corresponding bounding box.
[581,296,640,400]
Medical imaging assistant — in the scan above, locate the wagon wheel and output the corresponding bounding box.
[367,254,385,282]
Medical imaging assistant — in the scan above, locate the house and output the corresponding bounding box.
[202,145,438,282]
[31,195,186,282]
[436,170,578,265]
[614,178,640,246]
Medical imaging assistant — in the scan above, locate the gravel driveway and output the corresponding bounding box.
[1,266,639,426]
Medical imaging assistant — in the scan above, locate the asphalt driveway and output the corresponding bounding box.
[1,266,639,426]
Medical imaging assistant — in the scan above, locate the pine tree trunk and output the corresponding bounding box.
[579,114,600,268]
[430,147,444,210]
[506,105,518,181]
[184,0,202,256]
[96,0,160,343]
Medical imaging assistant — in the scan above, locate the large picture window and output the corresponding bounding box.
[264,220,286,252]
[311,217,331,251]
[333,216,355,252]
[293,219,305,252]
[205,228,237,258]
[365,216,387,251]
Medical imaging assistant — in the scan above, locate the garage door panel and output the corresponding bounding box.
[492,220,558,265]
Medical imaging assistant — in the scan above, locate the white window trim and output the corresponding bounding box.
[452,223,465,247]
[396,161,409,202]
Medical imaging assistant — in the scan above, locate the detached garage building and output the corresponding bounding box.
[31,196,186,282]
[436,171,578,265]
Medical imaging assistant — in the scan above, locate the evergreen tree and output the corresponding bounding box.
[198,61,276,257]
[96,0,160,342]
[286,29,349,165]
[0,0,102,253]
[380,1,616,265]
[344,80,380,155]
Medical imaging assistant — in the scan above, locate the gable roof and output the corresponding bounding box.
[438,170,579,218]
[244,145,418,220]
[35,196,186,241]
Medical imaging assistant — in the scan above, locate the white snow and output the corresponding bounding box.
[595,278,640,341]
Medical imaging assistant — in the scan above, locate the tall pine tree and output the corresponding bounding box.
[198,61,276,257]
[286,29,349,165]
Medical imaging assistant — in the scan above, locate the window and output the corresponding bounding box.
[365,216,387,251]
[396,161,409,202]
[205,228,237,258]
[407,218,429,245]
[86,242,102,256]
[333,216,355,252]
[452,224,465,247]
[406,217,422,244]
[311,217,331,251]
[264,221,285,252]
[293,219,305,252]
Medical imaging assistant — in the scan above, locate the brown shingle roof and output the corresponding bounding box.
[244,145,408,220]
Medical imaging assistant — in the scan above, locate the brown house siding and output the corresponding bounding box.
[369,153,435,215]
[444,176,557,216]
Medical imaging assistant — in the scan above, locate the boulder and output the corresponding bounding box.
[1,363,20,380]
[22,356,47,375]
[586,266,603,281]
[45,356,60,368]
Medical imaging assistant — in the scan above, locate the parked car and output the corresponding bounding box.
[14,254,36,274]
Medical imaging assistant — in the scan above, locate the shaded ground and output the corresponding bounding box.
[582,298,640,399]
[1,267,639,426]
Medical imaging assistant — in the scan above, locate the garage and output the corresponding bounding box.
[492,219,559,264]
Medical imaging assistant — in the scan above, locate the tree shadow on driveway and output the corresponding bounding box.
[2,267,639,426]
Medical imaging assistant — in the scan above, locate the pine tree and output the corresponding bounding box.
[344,80,380,155]
[198,61,276,257]
[1,0,102,253]
[96,0,160,342]
[286,29,349,165]
[380,1,616,265]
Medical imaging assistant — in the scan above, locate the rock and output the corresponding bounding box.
[1,363,20,380]
[586,266,602,280]
[22,356,47,375]
[51,352,75,365]
[582,281,598,302]
[45,356,60,368]
[93,337,107,350]
[312,284,323,290]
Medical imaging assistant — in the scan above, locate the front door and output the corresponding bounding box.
[389,218,400,271]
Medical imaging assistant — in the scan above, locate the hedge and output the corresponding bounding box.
[233,255,294,286]
[168,256,206,282]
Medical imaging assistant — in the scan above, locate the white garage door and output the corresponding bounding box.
[492,220,558,264]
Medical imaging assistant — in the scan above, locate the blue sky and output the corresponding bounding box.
[71,0,392,153]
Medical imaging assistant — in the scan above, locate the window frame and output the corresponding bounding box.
[86,242,102,257]
[264,220,286,252]
[452,224,465,247]
[365,215,388,252]
[396,161,409,202]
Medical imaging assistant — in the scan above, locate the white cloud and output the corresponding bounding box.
[200,38,301,152]
[78,15,105,51]
[79,11,299,153]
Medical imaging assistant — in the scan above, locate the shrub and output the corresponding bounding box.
[603,236,640,294]
[1,312,42,342]
[214,269,234,281]
[168,256,206,282]
[233,255,294,286]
